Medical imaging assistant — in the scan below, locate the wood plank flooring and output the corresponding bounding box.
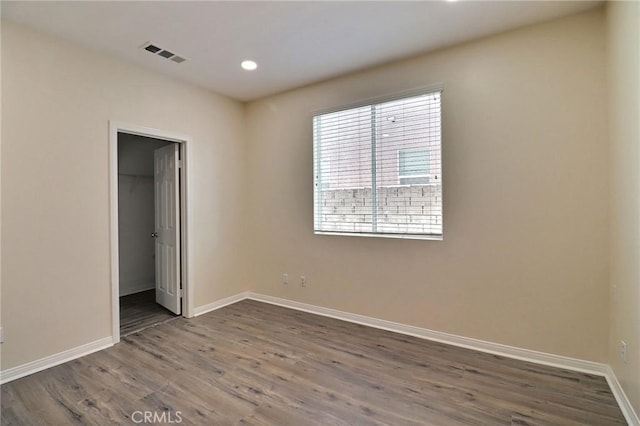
[120,289,177,336]
[1,300,627,425]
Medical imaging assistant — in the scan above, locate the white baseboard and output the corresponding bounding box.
[2,292,637,424]
[245,293,606,374]
[603,365,640,425]
[192,291,250,317]
[119,283,155,297]
[0,337,113,385]
[120,287,155,297]
[244,292,638,425]
[0,291,249,384]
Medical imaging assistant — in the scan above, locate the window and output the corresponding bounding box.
[313,88,443,239]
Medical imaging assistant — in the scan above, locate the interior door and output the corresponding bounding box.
[154,144,181,315]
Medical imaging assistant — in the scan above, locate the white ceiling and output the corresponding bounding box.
[2,1,602,102]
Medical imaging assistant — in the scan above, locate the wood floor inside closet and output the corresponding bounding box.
[119,289,177,336]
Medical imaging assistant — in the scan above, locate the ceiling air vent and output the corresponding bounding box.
[144,44,161,54]
[140,42,187,64]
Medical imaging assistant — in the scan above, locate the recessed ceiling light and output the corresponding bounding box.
[241,60,258,71]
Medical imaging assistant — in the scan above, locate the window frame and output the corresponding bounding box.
[312,84,444,241]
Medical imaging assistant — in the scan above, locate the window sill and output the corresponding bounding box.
[314,231,443,241]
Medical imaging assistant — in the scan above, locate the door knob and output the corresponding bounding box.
[151,232,158,238]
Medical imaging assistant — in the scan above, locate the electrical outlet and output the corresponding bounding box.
[0,327,4,344]
[300,275,307,287]
[282,273,288,285]
[620,341,628,363]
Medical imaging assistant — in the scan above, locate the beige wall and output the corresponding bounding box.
[2,5,630,386]
[0,22,247,369]
[0,9,4,356]
[607,0,640,413]
[245,9,609,362]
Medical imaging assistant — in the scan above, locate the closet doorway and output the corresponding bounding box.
[109,122,192,343]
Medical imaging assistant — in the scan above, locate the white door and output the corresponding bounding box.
[154,144,181,315]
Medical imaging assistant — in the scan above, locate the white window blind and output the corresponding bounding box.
[313,89,442,239]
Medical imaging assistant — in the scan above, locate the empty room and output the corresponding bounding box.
[1,0,639,424]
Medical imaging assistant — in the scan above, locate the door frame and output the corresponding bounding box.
[109,121,193,344]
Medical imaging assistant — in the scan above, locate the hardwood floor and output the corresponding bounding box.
[1,300,626,425]
[120,289,177,336]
